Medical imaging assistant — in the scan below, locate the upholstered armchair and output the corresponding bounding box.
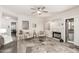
[38,31,46,37]
[24,32,33,40]
[38,31,46,42]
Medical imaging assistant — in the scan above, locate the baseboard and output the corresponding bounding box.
[74,42,79,46]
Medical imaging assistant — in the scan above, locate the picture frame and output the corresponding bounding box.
[22,21,29,30]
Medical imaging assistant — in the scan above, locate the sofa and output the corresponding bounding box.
[0,35,4,48]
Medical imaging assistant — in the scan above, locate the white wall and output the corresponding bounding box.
[17,15,44,36]
[0,7,17,44]
[0,6,44,44]
[74,17,79,46]
[45,6,79,46]
[45,19,64,39]
[0,5,45,44]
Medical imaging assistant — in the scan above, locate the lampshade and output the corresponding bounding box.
[0,28,7,34]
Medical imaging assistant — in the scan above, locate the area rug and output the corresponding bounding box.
[26,47,32,53]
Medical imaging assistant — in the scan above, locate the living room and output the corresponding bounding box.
[0,5,79,53]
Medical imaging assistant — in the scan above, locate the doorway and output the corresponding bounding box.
[65,18,74,43]
[11,22,17,41]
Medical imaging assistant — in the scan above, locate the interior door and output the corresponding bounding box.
[65,18,74,42]
[11,22,16,36]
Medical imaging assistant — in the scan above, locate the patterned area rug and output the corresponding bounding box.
[26,47,32,53]
[17,38,79,53]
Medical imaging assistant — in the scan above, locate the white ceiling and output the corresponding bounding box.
[0,5,77,16]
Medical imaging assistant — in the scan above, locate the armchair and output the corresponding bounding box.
[24,32,33,40]
[38,31,46,42]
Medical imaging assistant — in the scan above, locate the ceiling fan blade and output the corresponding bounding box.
[38,7,40,9]
[32,12,36,14]
[41,6,45,10]
[31,8,36,10]
[43,11,48,13]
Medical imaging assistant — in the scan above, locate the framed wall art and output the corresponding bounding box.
[22,21,29,30]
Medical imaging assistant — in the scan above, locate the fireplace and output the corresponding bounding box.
[52,32,61,39]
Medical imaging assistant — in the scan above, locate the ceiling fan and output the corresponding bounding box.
[31,6,48,15]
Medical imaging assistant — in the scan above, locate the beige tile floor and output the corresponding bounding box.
[17,38,79,53]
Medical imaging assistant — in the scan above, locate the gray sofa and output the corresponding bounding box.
[0,35,4,48]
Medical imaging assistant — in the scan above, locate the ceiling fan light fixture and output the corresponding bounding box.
[31,6,48,15]
[37,11,41,14]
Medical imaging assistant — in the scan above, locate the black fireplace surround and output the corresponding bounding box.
[52,32,61,39]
